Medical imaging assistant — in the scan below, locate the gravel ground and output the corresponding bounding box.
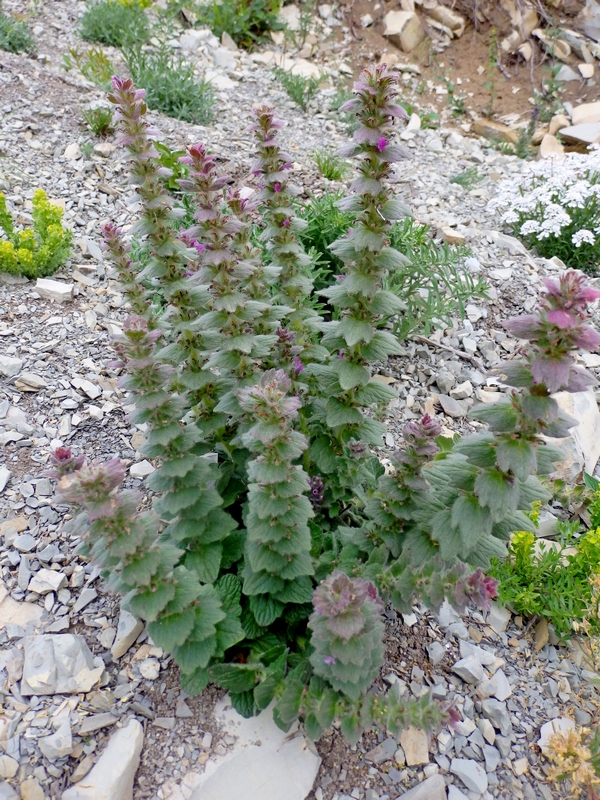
[1,2,600,800]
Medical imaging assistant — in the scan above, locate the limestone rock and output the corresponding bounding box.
[14,373,48,391]
[0,356,22,378]
[278,3,300,31]
[452,655,484,684]
[400,726,429,766]
[555,65,580,82]
[28,569,66,594]
[111,610,144,659]
[20,778,45,800]
[396,774,446,799]
[0,580,43,631]
[428,3,465,36]
[486,601,510,632]
[129,460,155,478]
[62,719,143,800]
[532,28,571,61]
[0,468,10,494]
[63,143,81,160]
[438,394,470,418]
[188,698,320,800]
[21,634,104,695]
[383,10,425,53]
[572,101,600,125]
[450,757,488,794]
[472,119,518,144]
[36,278,74,303]
[557,122,600,145]
[539,133,565,159]
[0,783,18,800]
[549,113,570,135]
[545,389,600,481]
[0,756,18,779]
[580,62,595,78]
[39,719,73,760]
[438,226,465,244]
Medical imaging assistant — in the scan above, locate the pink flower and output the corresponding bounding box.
[376,137,388,151]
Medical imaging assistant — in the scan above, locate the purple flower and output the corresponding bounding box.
[376,136,388,152]
[323,656,336,665]
[282,218,291,227]
[273,182,282,193]
[293,356,304,374]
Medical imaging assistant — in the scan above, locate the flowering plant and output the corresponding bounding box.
[488,148,600,274]
[54,68,600,743]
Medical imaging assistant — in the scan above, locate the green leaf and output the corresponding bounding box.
[230,690,255,718]
[496,438,537,481]
[127,581,176,622]
[584,472,600,491]
[148,608,196,651]
[209,663,260,694]
[521,394,559,423]
[470,402,518,433]
[354,382,397,405]
[179,667,210,696]
[536,443,564,474]
[185,543,222,584]
[249,594,285,627]
[468,532,508,568]
[309,436,338,474]
[335,359,371,390]
[215,573,242,612]
[254,652,287,711]
[172,635,217,672]
[450,494,493,549]
[474,469,519,520]
[454,434,497,468]
[326,398,363,428]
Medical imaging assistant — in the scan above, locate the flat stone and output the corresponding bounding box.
[73,588,97,613]
[39,719,73,760]
[93,142,115,157]
[20,778,45,800]
[450,757,488,794]
[21,634,104,695]
[36,278,74,303]
[78,713,118,736]
[0,782,19,799]
[534,618,549,652]
[427,641,446,665]
[365,737,397,764]
[438,394,470,418]
[539,133,565,159]
[129,460,155,478]
[0,756,18,779]
[486,601,510,632]
[538,718,575,756]
[452,655,484,684]
[447,787,469,800]
[400,727,429,766]
[395,774,446,800]
[481,699,512,736]
[572,101,600,125]
[382,10,425,53]
[439,226,465,244]
[555,65,580,82]
[545,389,600,481]
[0,579,43,631]
[472,119,518,144]
[558,122,600,145]
[483,744,501,771]
[0,467,10,493]
[15,373,48,391]
[0,356,23,377]
[14,533,36,553]
[188,699,320,800]
[28,568,66,594]
[579,62,594,78]
[111,610,144,659]
[63,143,81,160]
[62,719,144,800]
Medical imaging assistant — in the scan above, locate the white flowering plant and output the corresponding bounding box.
[488,149,600,275]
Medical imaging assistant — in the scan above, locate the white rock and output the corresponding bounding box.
[39,719,73,760]
[579,62,595,78]
[572,101,600,125]
[0,468,10,493]
[278,4,300,31]
[0,783,18,800]
[555,65,580,82]
[21,634,104,695]
[538,718,575,756]
[452,655,484,684]
[395,774,446,800]
[361,13,373,27]
[112,610,144,659]
[0,356,23,377]
[383,10,425,52]
[450,757,488,794]
[539,133,565,159]
[546,389,600,480]
[0,756,18,779]
[290,58,321,79]
[140,657,160,680]
[36,278,74,303]
[93,142,115,157]
[130,460,155,478]
[0,580,43,631]
[14,373,48,391]
[447,787,469,800]
[211,47,236,70]
[486,601,510,632]
[63,143,81,160]
[188,698,320,800]
[558,122,600,145]
[28,568,67,595]
[62,719,143,800]
[400,727,429,766]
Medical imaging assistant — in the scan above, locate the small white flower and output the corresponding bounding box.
[572,229,596,248]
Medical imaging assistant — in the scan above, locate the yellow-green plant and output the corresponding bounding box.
[0,190,73,279]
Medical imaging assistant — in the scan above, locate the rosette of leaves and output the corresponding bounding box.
[237,369,315,618]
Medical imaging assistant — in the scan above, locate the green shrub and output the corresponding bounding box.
[0,9,35,53]
[63,46,116,90]
[124,45,214,123]
[58,69,600,743]
[0,190,73,279]
[488,522,600,639]
[82,106,115,136]
[274,67,321,112]
[449,166,482,189]
[197,0,283,49]
[312,148,348,182]
[80,0,150,47]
